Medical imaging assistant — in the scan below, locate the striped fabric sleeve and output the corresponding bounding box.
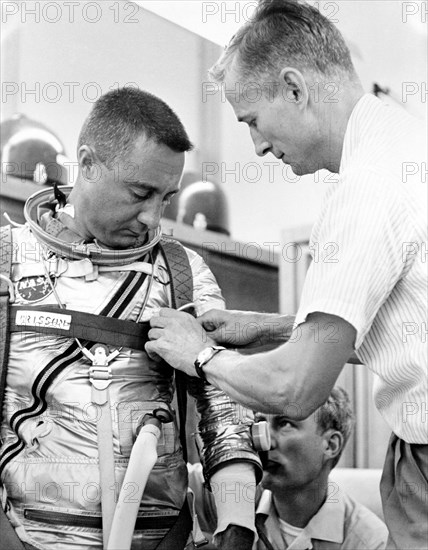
[294,169,417,350]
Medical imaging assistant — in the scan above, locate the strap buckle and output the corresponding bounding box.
[89,364,112,391]
[85,344,119,391]
[0,274,15,303]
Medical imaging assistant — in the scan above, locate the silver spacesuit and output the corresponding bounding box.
[0,188,261,549]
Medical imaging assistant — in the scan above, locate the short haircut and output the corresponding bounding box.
[78,87,193,168]
[209,0,356,85]
[315,386,354,468]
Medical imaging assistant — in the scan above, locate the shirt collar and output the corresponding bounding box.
[256,488,273,516]
[257,486,346,548]
[256,490,286,550]
[340,93,382,174]
[303,487,345,544]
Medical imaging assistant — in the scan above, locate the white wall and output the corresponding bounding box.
[1,1,207,172]
[1,0,426,246]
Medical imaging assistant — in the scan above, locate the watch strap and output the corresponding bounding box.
[194,346,226,381]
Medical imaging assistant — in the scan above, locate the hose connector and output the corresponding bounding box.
[136,408,173,436]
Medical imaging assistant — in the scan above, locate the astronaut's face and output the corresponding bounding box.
[79,136,184,249]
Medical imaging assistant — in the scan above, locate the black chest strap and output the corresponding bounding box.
[158,236,193,311]
[0,225,13,426]
[10,305,150,350]
[0,225,28,550]
[158,236,194,464]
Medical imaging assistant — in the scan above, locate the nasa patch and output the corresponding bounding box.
[14,275,56,304]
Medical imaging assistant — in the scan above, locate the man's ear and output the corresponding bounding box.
[323,430,343,462]
[77,145,99,180]
[278,67,309,108]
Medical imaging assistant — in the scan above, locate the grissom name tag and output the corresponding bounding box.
[15,311,72,331]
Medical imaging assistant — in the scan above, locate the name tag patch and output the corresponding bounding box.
[15,311,72,331]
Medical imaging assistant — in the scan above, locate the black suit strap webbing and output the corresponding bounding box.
[10,305,150,350]
[0,225,26,550]
[154,501,192,550]
[0,225,13,427]
[159,237,193,464]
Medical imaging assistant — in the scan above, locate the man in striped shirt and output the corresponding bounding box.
[146,1,427,548]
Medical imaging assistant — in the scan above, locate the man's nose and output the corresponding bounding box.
[268,429,277,450]
[137,204,162,230]
[250,128,271,157]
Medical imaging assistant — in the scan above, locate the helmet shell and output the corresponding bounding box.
[176,180,230,235]
[1,114,68,185]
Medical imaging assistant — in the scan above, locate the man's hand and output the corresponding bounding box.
[198,309,293,347]
[146,308,216,375]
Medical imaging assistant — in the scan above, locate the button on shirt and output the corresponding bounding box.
[294,94,427,443]
[255,488,387,549]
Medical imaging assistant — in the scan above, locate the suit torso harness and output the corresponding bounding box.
[0,222,194,550]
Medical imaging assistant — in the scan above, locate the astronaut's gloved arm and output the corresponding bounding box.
[187,250,261,546]
[187,377,262,479]
[187,376,261,547]
[210,463,257,549]
[189,251,262,476]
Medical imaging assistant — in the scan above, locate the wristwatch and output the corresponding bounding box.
[194,346,226,381]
